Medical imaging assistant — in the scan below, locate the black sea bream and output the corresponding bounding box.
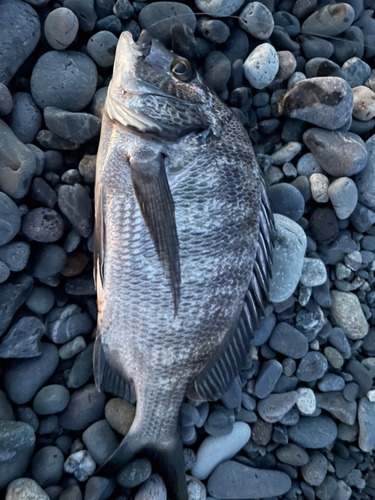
[94,29,274,499]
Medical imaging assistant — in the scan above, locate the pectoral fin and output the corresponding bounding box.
[130,152,180,313]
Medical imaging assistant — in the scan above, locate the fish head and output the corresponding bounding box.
[106,30,223,138]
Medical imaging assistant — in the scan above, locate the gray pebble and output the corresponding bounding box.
[113,0,134,19]
[26,286,55,315]
[96,15,122,36]
[300,258,327,287]
[78,155,96,184]
[117,458,152,488]
[30,177,58,209]
[316,391,356,425]
[89,88,107,119]
[324,346,344,369]
[64,449,96,482]
[9,93,42,144]
[358,397,375,452]
[63,0,97,31]
[203,51,231,92]
[356,134,375,209]
[251,313,276,346]
[258,391,298,423]
[5,478,49,500]
[328,177,358,220]
[279,76,353,130]
[0,0,40,85]
[33,385,70,415]
[68,342,94,388]
[0,390,14,420]
[255,359,282,399]
[59,336,86,360]
[31,51,97,111]
[195,0,245,17]
[269,322,308,359]
[318,373,345,392]
[33,244,67,279]
[0,120,37,199]
[297,153,323,178]
[239,2,274,40]
[4,343,59,404]
[0,83,13,115]
[290,416,337,449]
[244,43,279,90]
[44,107,101,144]
[342,56,371,88]
[82,419,119,466]
[196,18,230,44]
[350,203,375,233]
[36,130,79,150]
[0,420,35,460]
[297,352,328,381]
[276,443,309,466]
[0,261,10,283]
[31,446,64,487]
[15,406,39,432]
[0,316,45,359]
[0,274,33,337]
[139,2,196,44]
[135,473,167,500]
[58,184,93,238]
[330,290,368,339]
[46,304,92,344]
[301,3,355,37]
[22,208,64,243]
[57,485,81,500]
[87,31,118,67]
[221,377,242,409]
[84,476,116,500]
[303,128,367,177]
[59,384,106,431]
[44,7,79,50]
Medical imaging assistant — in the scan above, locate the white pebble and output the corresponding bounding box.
[310,173,329,203]
[244,43,279,90]
[64,450,96,482]
[300,257,327,287]
[367,390,375,402]
[353,86,375,121]
[297,387,316,414]
[191,422,251,480]
[186,475,206,500]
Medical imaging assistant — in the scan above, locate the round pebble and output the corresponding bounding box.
[297,387,316,415]
[105,398,135,435]
[301,3,355,37]
[244,43,279,90]
[44,8,79,50]
[82,419,119,466]
[33,385,70,415]
[87,31,118,67]
[6,478,49,500]
[353,85,375,121]
[297,352,328,382]
[9,93,42,144]
[276,443,309,466]
[59,384,106,431]
[26,286,55,315]
[22,208,64,243]
[239,2,274,40]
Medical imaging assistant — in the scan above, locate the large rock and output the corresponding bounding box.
[207,460,291,499]
[279,77,353,130]
[330,291,369,339]
[0,0,40,85]
[0,120,37,199]
[269,214,307,303]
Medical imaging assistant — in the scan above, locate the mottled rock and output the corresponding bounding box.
[258,391,298,423]
[244,43,279,90]
[353,85,375,120]
[276,443,309,466]
[195,0,245,17]
[22,208,64,243]
[358,397,375,452]
[45,304,92,344]
[269,322,308,359]
[0,317,45,358]
[239,2,274,40]
[117,458,152,488]
[5,478,49,500]
[330,290,369,339]
[328,177,358,219]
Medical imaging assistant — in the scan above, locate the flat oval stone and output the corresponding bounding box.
[59,384,106,431]
[0,0,41,85]
[117,458,152,488]
[44,7,79,50]
[276,443,309,466]
[330,290,369,339]
[207,460,291,499]
[316,391,357,425]
[33,385,70,415]
[301,3,355,37]
[270,322,308,359]
[289,415,338,448]
[258,392,298,423]
[269,214,307,303]
[279,77,353,130]
[303,128,367,176]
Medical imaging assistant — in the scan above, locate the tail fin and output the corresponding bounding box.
[97,429,188,500]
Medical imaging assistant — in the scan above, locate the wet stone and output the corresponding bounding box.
[31,51,97,111]
[44,7,79,50]
[22,208,64,243]
[0,316,45,359]
[117,458,152,488]
[289,416,337,449]
[59,384,106,431]
[31,446,64,487]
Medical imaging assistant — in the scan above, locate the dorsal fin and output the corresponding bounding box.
[188,177,274,401]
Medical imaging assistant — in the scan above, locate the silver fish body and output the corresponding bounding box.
[94,31,273,499]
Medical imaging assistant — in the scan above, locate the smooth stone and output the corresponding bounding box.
[96,15,122,37]
[271,142,302,166]
[31,446,64,487]
[0,390,14,420]
[33,385,70,415]
[316,392,357,425]
[117,458,152,488]
[350,203,375,232]
[207,460,291,499]
[358,397,375,452]
[309,207,339,246]
[356,134,375,209]
[330,290,369,339]
[87,31,118,67]
[84,476,116,500]
[301,451,328,487]
[67,343,94,389]
[0,420,35,459]
[195,0,245,17]
[196,18,230,44]
[221,377,242,409]
[44,7,79,50]
[26,286,55,315]
[59,336,86,360]
[303,128,367,177]
[342,57,371,87]
[45,304,92,344]
[277,51,297,80]
[352,85,375,120]
[296,387,316,415]
[0,316,45,358]
[276,443,309,466]
[268,182,305,221]
[305,58,344,79]
[297,352,328,382]
[328,177,358,219]
[318,373,345,392]
[269,214,307,303]
[30,177,57,208]
[324,346,344,369]
[0,120,36,199]
[58,184,93,238]
[300,258,327,287]
[135,474,167,500]
[22,208,64,243]
[63,450,96,482]
[3,343,59,404]
[63,0,96,31]
[78,155,96,184]
[0,274,33,337]
[300,35,334,60]
[104,398,135,436]
[59,384,106,431]
[31,51,97,111]
[239,2,274,40]
[44,107,101,144]
[139,2,196,43]
[257,391,298,423]
[32,244,67,279]
[0,0,40,85]
[297,153,323,177]
[269,322,308,359]
[301,3,355,37]
[251,313,276,346]
[0,83,12,116]
[9,93,42,144]
[310,173,329,203]
[113,0,134,19]
[244,43,279,90]
[191,422,251,480]
[255,359,282,399]
[279,77,353,130]
[82,420,120,466]
[5,478,49,500]
[289,416,337,449]
[36,130,79,150]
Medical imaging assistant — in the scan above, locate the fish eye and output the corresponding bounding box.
[170,58,194,83]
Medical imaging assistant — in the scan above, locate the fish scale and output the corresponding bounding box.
[94,30,273,500]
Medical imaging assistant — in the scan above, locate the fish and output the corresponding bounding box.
[93,29,274,500]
